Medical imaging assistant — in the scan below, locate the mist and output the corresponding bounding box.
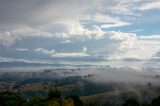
[1,66,160,85]
[77,67,160,85]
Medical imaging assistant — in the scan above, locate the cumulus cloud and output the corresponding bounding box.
[35,48,56,55]
[0,31,16,47]
[103,33,160,61]
[33,29,159,63]
[45,23,105,39]
[0,0,150,47]
[0,26,54,47]
[108,40,160,61]
[0,20,105,47]
[139,0,160,10]
[0,0,159,68]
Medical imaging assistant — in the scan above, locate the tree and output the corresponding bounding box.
[151,96,160,106]
[122,98,140,106]
[48,100,60,106]
[62,98,75,106]
[27,96,47,106]
[48,88,62,100]
[0,91,26,106]
[65,94,84,106]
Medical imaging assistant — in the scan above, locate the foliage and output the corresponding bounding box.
[66,94,84,106]
[0,91,26,106]
[0,89,81,106]
[62,98,75,106]
[122,98,140,106]
[27,96,47,106]
[1,90,160,106]
[48,88,61,100]
[122,96,160,106]
[151,96,160,106]
[48,99,60,106]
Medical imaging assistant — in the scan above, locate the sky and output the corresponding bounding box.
[0,0,160,69]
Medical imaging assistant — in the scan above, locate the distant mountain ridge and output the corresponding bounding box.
[0,61,95,68]
[0,61,65,68]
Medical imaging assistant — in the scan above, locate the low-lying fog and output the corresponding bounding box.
[0,66,160,85]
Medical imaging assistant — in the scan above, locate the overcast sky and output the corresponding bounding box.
[0,0,160,68]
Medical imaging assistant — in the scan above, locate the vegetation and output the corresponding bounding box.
[65,94,84,106]
[122,98,140,106]
[1,89,160,106]
[121,97,160,106]
[0,91,26,106]
[0,88,83,106]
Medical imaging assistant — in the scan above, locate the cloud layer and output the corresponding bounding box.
[0,0,160,68]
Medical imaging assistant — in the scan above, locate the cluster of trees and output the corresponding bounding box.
[1,89,160,106]
[0,88,84,106]
[122,97,160,106]
[84,96,160,106]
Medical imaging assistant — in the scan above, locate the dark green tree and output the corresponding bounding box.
[27,96,47,106]
[65,94,84,106]
[48,88,62,100]
[151,96,160,106]
[122,98,140,106]
[0,91,26,106]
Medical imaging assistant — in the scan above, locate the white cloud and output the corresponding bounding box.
[0,0,143,47]
[16,48,28,51]
[94,31,160,62]
[100,21,131,28]
[61,40,72,44]
[0,56,14,62]
[109,31,137,41]
[51,53,89,57]
[0,26,54,47]
[0,32,16,47]
[92,14,119,23]
[54,30,159,62]
[91,14,131,28]
[35,48,89,58]
[11,26,53,38]
[128,29,143,33]
[52,23,105,39]
[2,18,112,47]
[0,0,159,69]
[35,48,56,55]
[139,0,160,10]
[82,46,87,53]
[107,0,142,16]
[139,35,160,39]
[0,21,130,47]
[0,56,30,63]
[109,40,160,60]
